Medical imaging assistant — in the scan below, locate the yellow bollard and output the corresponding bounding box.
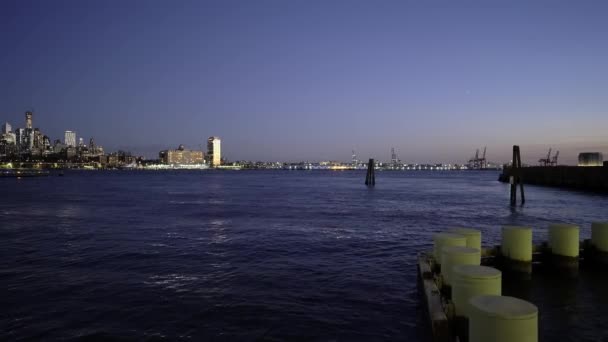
[502,226,533,261]
[449,228,482,251]
[548,223,579,271]
[433,233,467,265]
[441,246,481,286]
[591,222,608,252]
[501,226,533,273]
[548,223,579,257]
[469,295,538,342]
[452,265,502,318]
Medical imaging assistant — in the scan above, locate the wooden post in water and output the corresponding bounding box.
[510,145,525,206]
[365,158,375,186]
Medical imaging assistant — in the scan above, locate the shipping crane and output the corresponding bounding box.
[539,148,552,166]
[468,146,487,169]
[539,148,558,166]
[550,150,559,166]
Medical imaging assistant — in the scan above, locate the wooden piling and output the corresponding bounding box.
[365,158,375,186]
[510,145,525,206]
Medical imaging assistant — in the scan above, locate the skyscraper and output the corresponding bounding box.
[2,122,11,134]
[64,131,76,147]
[207,136,221,167]
[25,111,33,129]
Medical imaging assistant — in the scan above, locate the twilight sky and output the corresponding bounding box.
[1,0,607,164]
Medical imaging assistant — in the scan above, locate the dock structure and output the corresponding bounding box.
[499,164,608,192]
[418,222,608,342]
[365,158,375,186]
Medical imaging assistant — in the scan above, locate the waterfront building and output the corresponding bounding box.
[159,144,204,165]
[64,131,76,147]
[207,136,221,167]
[2,122,11,134]
[578,152,604,167]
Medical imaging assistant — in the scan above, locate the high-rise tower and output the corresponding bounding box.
[64,131,76,147]
[25,111,33,129]
[207,136,221,167]
[2,122,11,134]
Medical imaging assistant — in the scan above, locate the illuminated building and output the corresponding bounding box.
[64,131,76,147]
[159,144,204,165]
[25,111,33,129]
[2,122,11,134]
[207,136,221,167]
[578,152,603,167]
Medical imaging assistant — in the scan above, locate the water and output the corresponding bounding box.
[2,170,607,341]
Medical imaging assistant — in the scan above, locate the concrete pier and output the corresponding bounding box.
[498,166,608,192]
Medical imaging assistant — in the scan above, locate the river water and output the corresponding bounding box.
[2,170,607,341]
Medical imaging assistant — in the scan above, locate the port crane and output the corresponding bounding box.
[539,149,559,166]
[468,146,487,169]
[551,151,559,166]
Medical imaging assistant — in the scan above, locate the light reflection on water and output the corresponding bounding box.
[1,170,607,340]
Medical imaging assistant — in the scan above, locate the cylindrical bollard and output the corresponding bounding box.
[441,246,481,287]
[449,228,482,251]
[452,265,502,342]
[548,224,579,257]
[433,233,467,265]
[590,222,608,266]
[548,223,579,270]
[501,226,533,273]
[469,295,538,342]
[591,222,608,252]
[452,265,502,318]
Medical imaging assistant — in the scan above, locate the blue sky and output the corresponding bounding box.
[1,0,607,164]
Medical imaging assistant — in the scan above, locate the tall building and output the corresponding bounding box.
[64,131,76,147]
[2,122,11,134]
[16,128,26,147]
[25,111,33,129]
[207,136,221,167]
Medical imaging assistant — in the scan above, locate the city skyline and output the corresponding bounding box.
[1,1,607,164]
[0,110,604,165]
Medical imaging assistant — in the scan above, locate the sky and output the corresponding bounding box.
[1,0,607,164]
